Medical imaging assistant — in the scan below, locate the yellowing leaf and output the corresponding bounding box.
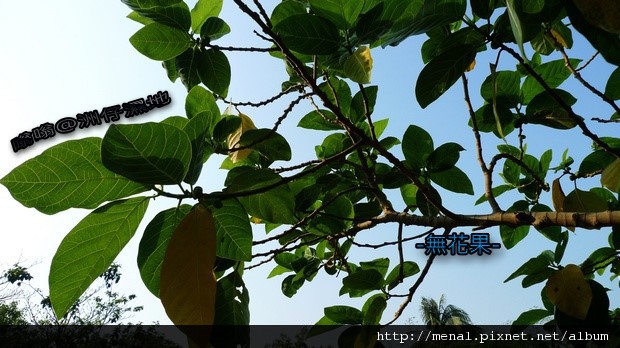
[601,158,620,192]
[549,29,568,48]
[227,113,257,163]
[466,59,476,72]
[344,46,373,84]
[160,203,217,345]
[552,178,566,212]
[545,264,592,320]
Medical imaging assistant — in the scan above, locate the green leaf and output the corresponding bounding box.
[504,250,554,286]
[0,138,148,215]
[162,58,179,82]
[308,0,364,29]
[605,68,620,100]
[563,189,608,213]
[185,85,220,123]
[211,199,253,261]
[134,3,192,31]
[480,71,522,107]
[127,11,154,25]
[475,185,513,205]
[578,150,616,177]
[521,59,581,104]
[129,23,190,61]
[416,185,442,217]
[298,110,341,131]
[239,129,292,162]
[200,17,231,41]
[501,224,530,250]
[384,262,420,290]
[400,184,418,209]
[521,0,544,14]
[183,110,213,184]
[228,169,296,224]
[342,269,384,291]
[402,125,434,169]
[524,89,579,129]
[362,294,387,325]
[50,197,150,319]
[175,47,204,90]
[270,1,307,27]
[344,46,373,84]
[415,44,477,108]
[121,0,182,11]
[190,0,223,33]
[512,309,551,326]
[197,49,231,97]
[426,142,465,172]
[324,306,363,324]
[101,122,192,185]
[505,0,526,61]
[429,166,474,195]
[274,14,341,55]
[137,204,192,297]
[161,115,189,129]
[214,271,250,325]
[471,0,497,19]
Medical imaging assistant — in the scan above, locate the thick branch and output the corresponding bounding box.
[348,210,620,232]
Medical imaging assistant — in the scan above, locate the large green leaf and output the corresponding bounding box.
[132,3,191,31]
[402,125,434,169]
[605,68,620,100]
[121,0,182,11]
[415,44,477,108]
[183,109,213,184]
[504,250,554,287]
[362,294,387,325]
[324,305,363,324]
[524,89,579,129]
[176,47,204,91]
[480,71,522,107]
[342,269,384,291]
[50,197,150,319]
[297,110,342,131]
[308,0,364,29]
[270,1,307,27]
[429,166,474,195]
[274,14,341,55]
[211,199,253,261]
[137,204,192,297]
[190,0,223,33]
[101,122,192,185]
[384,261,420,290]
[239,129,292,162]
[0,138,148,215]
[426,142,465,173]
[197,49,231,97]
[129,23,191,61]
[185,85,220,122]
[211,271,250,347]
[228,168,296,224]
[521,59,581,103]
[200,17,231,42]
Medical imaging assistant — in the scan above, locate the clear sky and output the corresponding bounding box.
[0,0,617,327]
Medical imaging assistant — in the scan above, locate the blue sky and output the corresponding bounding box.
[0,1,617,326]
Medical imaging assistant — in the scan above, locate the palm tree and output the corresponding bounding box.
[419,295,473,326]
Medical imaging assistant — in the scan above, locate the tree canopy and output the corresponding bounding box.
[1,0,620,346]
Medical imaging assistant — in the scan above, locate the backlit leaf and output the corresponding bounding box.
[160,204,217,325]
[197,49,231,97]
[50,197,150,319]
[101,122,192,185]
[0,138,147,215]
[601,159,620,192]
[344,46,373,84]
[190,0,223,33]
[274,14,341,55]
[129,23,190,61]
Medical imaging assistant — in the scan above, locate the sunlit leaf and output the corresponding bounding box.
[129,23,191,61]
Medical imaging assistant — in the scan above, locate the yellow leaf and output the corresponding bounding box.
[160,204,217,345]
[601,158,620,193]
[545,264,592,320]
[552,178,566,212]
[344,46,373,84]
[549,29,568,48]
[466,59,476,72]
[227,113,257,163]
